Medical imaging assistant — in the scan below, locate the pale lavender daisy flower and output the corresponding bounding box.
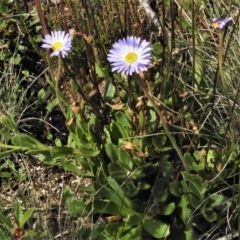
[107,36,152,76]
[41,31,72,58]
[212,17,232,30]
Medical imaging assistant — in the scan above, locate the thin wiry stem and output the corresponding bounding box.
[55,55,67,119]
[218,32,235,144]
[137,74,188,171]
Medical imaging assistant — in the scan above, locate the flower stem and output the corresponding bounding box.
[218,31,235,144]
[55,55,67,119]
[137,75,188,171]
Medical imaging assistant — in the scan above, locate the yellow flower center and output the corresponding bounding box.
[52,41,63,51]
[125,52,138,64]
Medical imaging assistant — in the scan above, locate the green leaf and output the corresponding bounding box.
[121,227,142,240]
[124,214,142,226]
[0,230,9,239]
[189,195,201,208]
[62,186,87,217]
[0,114,18,132]
[55,138,62,147]
[21,230,36,238]
[143,218,169,238]
[89,199,120,215]
[1,129,14,140]
[115,111,131,128]
[14,201,23,226]
[0,211,13,228]
[118,149,133,170]
[151,178,168,200]
[0,172,12,178]
[94,181,134,216]
[104,78,116,102]
[20,208,35,228]
[177,194,192,225]
[152,136,167,150]
[38,88,46,100]
[105,222,132,238]
[171,226,197,240]
[202,209,217,222]
[184,152,203,171]
[63,162,81,175]
[169,181,181,197]
[12,134,46,149]
[153,42,163,56]
[105,142,118,162]
[108,163,128,180]
[78,144,100,157]
[95,62,109,78]
[182,172,207,199]
[158,161,174,179]
[51,146,74,157]
[0,149,19,160]
[107,177,132,208]
[159,202,175,215]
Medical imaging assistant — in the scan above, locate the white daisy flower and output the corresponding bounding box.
[107,36,152,76]
[41,31,72,58]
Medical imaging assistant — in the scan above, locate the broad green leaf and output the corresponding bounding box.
[153,42,163,56]
[0,149,19,159]
[202,209,217,222]
[63,162,81,175]
[107,177,132,208]
[104,78,116,102]
[51,146,74,157]
[189,181,202,200]
[169,181,181,197]
[152,136,167,150]
[12,134,46,149]
[189,195,201,208]
[151,178,168,199]
[0,172,12,178]
[105,222,132,238]
[46,97,58,117]
[20,208,35,228]
[95,62,109,78]
[77,226,104,240]
[78,144,100,157]
[159,202,175,215]
[105,142,118,162]
[111,122,129,141]
[182,172,207,199]
[38,88,46,100]
[0,230,8,239]
[0,129,14,140]
[21,230,36,238]
[177,194,192,225]
[184,227,197,240]
[14,201,23,226]
[118,149,133,170]
[55,138,62,147]
[0,211,13,228]
[108,162,128,180]
[124,214,142,226]
[90,199,120,215]
[115,111,131,128]
[0,114,17,132]
[94,182,133,216]
[143,218,169,238]
[121,227,142,240]
[158,161,174,179]
[62,186,87,217]
[184,153,202,171]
